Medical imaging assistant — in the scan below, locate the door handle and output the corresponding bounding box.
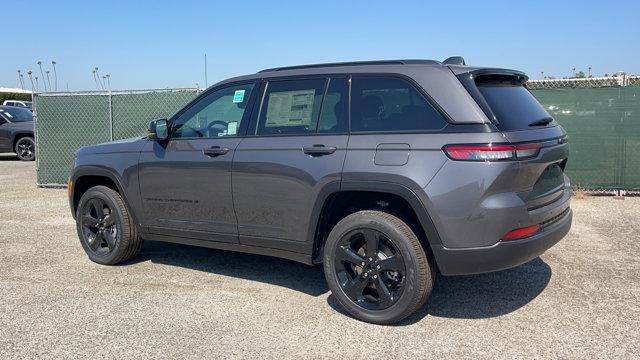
[203,146,230,157]
[302,144,337,156]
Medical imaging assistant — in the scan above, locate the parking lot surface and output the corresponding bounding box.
[1,154,639,359]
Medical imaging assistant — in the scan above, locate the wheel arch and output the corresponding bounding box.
[309,181,443,266]
[12,132,34,149]
[70,166,136,224]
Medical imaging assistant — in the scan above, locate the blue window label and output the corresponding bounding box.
[233,90,245,103]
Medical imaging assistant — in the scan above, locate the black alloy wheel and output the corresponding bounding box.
[334,228,406,310]
[15,137,35,161]
[76,185,143,265]
[80,197,118,256]
[323,210,434,324]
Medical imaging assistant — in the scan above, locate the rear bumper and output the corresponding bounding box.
[432,208,572,276]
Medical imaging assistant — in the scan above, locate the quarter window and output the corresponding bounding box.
[171,83,254,139]
[351,77,446,132]
[257,79,326,135]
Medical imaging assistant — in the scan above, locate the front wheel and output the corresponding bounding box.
[15,137,35,161]
[76,185,143,265]
[323,210,434,324]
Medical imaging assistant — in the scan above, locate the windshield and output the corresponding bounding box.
[475,76,553,131]
[0,107,33,122]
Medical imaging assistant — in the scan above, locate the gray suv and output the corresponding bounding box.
[69,58,572,324]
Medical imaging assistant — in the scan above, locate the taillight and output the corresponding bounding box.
[514,143,542,159]
[443,143,542,161]
[501,224,540,241]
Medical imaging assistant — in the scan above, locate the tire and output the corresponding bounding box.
[75,185,143,265]
[323,210,433,324]
[14,136,35,161]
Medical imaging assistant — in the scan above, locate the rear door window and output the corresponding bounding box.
[257,78,326,135]
[318,78,348,133]
[475,76,554,131]
[350,76,447,132]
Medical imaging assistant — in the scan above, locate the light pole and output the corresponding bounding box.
[17,70,24,89]
[588,67,592,77]
[105,74,111,92]
[51,61,58,91]
[37,60,47,91]
[541,71,544,80]
[27,71,35,91]
[45,71,52,92]
[92,68,101,90]
[35,76,40,92]
[94,67,105,90]
[572,67,576,78]
[20,74,25,90]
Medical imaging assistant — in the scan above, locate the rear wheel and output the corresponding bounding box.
[15,137,35,161]
[76,185,143,265]
[323,210,433,324]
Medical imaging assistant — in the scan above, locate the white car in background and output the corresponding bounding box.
[3,100,32,111]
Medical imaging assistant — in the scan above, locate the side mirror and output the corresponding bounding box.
[148,118,168,141]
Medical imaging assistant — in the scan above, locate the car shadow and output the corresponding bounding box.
[131,240,329,297]
[0,153,19,161]
[327,257,552,325]
[132,241,551,324]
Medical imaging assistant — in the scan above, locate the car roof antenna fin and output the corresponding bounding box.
[443,56,466,66]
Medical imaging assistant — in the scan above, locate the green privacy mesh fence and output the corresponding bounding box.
[530,84,640,190]
[34,89,198,185]
[33,82,639,189]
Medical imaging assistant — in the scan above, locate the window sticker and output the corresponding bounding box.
[233,90,246,103]
[227,121,238,135]
[265,89,315,127]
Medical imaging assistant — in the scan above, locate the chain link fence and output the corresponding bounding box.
[34,89,199,186]
[33,78,639,191]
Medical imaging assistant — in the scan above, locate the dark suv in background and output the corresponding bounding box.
[0,106,35,161]
[69,58,572,324]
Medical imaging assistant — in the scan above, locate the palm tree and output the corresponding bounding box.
[51,61,58,91]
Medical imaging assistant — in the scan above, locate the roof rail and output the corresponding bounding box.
[258,59,441,73]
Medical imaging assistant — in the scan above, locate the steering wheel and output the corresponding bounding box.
[206,120,228,136]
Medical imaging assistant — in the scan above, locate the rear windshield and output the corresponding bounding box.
[0,107,33,122]
[475,76,553,131]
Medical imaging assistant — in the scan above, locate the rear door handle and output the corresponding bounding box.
[302,144,337,156]
[203,146,230,157]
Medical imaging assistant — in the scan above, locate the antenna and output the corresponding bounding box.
[443,56,466,66]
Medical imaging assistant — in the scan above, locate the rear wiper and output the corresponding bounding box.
[528,117,554,127]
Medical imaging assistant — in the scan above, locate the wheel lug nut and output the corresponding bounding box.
[376,265,381,269]
[368,257,373,261]
[363,273,368,277]
[361,262,365,266]
[373,275,378,279]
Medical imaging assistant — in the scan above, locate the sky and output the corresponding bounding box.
[3,0,639,91]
